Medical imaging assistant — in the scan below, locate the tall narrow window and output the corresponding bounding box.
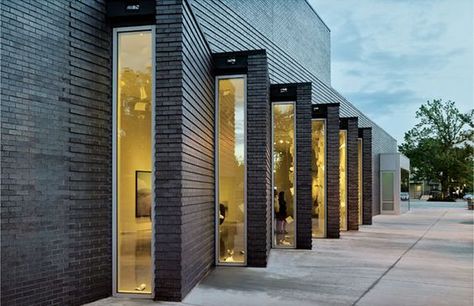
[311,120,326,238]
[382,172,395,211]
[339,130,347,231]
[358,138,363,225]
[272,103,296,248]
[216,77,246,264]
[114,28,153,294]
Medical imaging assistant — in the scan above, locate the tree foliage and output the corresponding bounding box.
[399,99,473,197]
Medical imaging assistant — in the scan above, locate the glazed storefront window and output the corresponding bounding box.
[216,77,246,264]
[272,103,296,248]
[311,120,326,238]
[115,29,153,294]
[339,130,347,231]
[382,172,395,211]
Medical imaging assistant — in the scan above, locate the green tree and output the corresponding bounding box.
[399,99,473,198]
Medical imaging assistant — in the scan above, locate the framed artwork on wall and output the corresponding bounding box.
[136,170,152,218]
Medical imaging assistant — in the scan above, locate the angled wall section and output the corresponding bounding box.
[360,128,373,225]
[0,1,112,305]
[325,104,341,238]
[295,83,313,249]
[246,51,272,267]
[154,0,215,300]
[346,117,359,231]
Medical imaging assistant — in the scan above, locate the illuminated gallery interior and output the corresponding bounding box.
[115,28,153,294]
[311,120,326,238]
[339,130,348,231]
[216,77,246,264]
[1,1,403,305]
[272,103,296,248]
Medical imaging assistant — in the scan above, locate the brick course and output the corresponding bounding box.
[347,118,359,231]
[325,104,341,238]
[154,0,215,300]
[1,1,112,305]
[246,52,272,267]
[295,83,313,249]
[361,128,373,225]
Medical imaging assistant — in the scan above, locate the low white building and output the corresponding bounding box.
[380,153,411,215]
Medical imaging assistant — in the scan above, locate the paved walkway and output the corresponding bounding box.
[88,201,473,306]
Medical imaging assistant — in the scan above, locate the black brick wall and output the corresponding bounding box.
[180,0,215,298]
[154,0,185,300]
[295,83,313,249]
[1,1,112,305]
[246,51,272,267]
[346,118,359,231]
[325,104,340,238]
[361,128,373,225]
[154,0,214,301]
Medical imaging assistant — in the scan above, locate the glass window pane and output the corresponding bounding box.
[339,130,347,231]
[401,169,409,192]
[116,30,153,294]
[382,172,395,211]
[217,78,246,264]
[273,103,296,248]
[312,120,326,238]
[358,139,363,225]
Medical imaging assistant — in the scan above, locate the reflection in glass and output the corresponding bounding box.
[217,78,246,264]
[311,120,326,238]
[116,30,152,293]
[358,139,363,225]
[401,169,410,194]
[339,130,347,231]
[382,172,395,211]
[273,103,296,248]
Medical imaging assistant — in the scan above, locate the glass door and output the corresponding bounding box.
[272,103,296,248]
[113,26,154,295]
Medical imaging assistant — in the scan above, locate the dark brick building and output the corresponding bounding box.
[0,0,398,305]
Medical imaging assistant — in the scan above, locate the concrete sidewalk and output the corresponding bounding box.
[88,201,473,306]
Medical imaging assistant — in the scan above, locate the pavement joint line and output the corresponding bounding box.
[381,277,473,289]
[351,210,449,306]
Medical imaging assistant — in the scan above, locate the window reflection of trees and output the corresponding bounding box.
[218,78,246,264]
[120,66,152,119]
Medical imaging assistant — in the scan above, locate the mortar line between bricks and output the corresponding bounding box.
[352,210,448,306]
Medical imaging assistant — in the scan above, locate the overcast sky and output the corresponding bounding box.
[309,0,474,144]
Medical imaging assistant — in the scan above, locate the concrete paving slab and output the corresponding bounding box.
[86,201,473,306]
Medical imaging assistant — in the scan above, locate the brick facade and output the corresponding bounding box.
[295,83,313,249]
[1,1,112,305]
[154,0,215,300]
[360,128,373,225]
[246,51,272,267]
[346,118,359,231]
[325,104,341,238]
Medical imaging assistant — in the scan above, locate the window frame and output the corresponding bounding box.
[339,129,348,231]
[214,74,248,266]
[112,25,156,298]
[358,138,363,225]
[271,101,297,249]
[311,118,327,238]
